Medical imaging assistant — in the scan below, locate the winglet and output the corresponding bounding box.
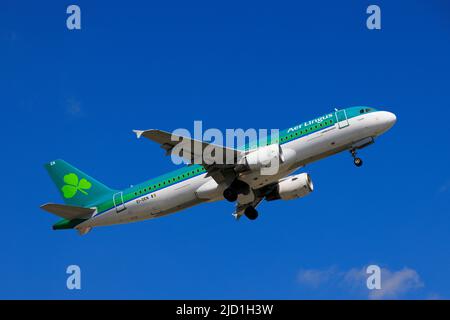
[133,130,144,139]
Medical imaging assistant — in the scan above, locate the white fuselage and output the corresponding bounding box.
[79,111,396,229]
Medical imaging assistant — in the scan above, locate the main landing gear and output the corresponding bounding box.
[223,180,250,202]
[244,206,258,220]
[223,179,258,220]
[223,188,238,202]
[350,149,363,167]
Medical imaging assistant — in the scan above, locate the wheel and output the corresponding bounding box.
[244,206,258,220]
[354,157,363,167]
[223,188,238,202]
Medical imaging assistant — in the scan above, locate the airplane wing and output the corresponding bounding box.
[133,129,244,183]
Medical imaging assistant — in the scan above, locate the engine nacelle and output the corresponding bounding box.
[266,173,314,201]
[235,144,283,173]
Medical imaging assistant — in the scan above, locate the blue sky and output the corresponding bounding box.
[1,0,450,299]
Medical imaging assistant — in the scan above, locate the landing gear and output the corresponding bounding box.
[223,188,238,202]
[350,149,363,167]
[353,157,363,167]
[223,180,250,202]
[244,206,258,220]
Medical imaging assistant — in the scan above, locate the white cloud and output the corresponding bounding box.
[368,267,423,300]
[297,265,424,299]
[297,267,336,289]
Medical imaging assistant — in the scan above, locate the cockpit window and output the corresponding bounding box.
[360,108,373,114]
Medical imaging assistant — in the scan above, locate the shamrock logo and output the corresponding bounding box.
[61,173,92,199]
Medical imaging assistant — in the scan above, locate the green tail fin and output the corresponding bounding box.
[44,159,116,207]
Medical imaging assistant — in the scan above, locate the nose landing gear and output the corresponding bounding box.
[350,149,363,167]
[354,157,363,167]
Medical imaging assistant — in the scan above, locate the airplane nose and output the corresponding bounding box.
[385,111,397,127]
[377,111,397,134]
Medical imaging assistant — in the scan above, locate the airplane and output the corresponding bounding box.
[41,106,396,235]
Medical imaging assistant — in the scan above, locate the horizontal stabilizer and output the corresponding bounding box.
[40,203,95,220]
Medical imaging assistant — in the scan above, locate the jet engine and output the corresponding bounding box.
[235,144,296,173]
[265,173,314,201]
